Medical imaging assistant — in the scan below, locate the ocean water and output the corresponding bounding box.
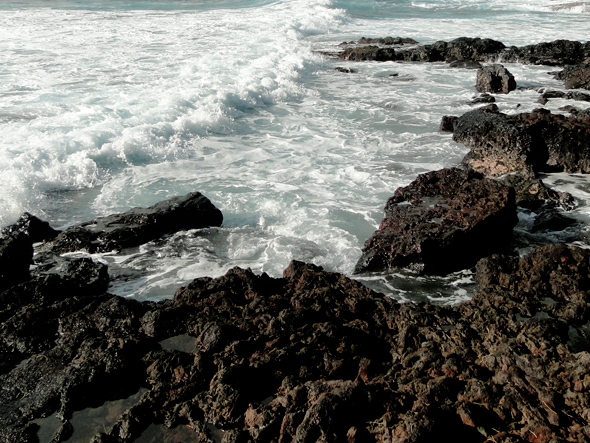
[1,0,589,302]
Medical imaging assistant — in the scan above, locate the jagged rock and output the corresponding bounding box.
[476,64,516,94]
[1,212,60,243]
[497,170,575,211]
[554,64,590,90]
[538,88,590,104]
[1,246,590,441]
[454,107,590,177]
[439,115,458,132]
[355,36,418,45]
[355,167,518,275]
[340,37,590,68]
[49,192,223,254]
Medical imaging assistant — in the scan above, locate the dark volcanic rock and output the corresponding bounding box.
[554,64,590,90]
[500,40,590,66]
[341,37,506,63]
[49,192,223,254]
[498,170,575,211]
[340,45,397,62]
[470,93,496,105]
[0,233,33,293]
[340,37,590,68]
[454,107,590,177]
[1,212,60,243]
[2,247,590,442]
[439,115,458,132]
[1,235,590,443]
[538,88,590,104]
[356,36,418,46]
[355,167,518,275]
[475,64,516,94]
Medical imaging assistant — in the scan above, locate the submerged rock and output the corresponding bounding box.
[454,107,590,177]
[49,192,223,254]
[355,167,518,275]
[475,64,516,94]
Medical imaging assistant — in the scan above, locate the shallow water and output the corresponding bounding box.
[2,0,589,301]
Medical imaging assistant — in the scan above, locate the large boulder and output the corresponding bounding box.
[454,107,590,177]
[49,192,223,254]
[354,167,518,275]
[475,64,516,94]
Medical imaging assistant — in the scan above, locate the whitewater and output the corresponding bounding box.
[1,0,589,302]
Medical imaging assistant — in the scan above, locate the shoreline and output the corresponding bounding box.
[1,37,590,442]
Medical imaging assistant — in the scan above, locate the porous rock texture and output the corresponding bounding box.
[0,246,589,442]
[453,107,590,177]
[475,64,516,94]
[355,167,518,275]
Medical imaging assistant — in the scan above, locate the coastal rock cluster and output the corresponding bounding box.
[1,37,590,442]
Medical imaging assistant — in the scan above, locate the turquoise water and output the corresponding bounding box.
[1,0,588,301]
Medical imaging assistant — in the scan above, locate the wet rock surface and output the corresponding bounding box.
[48,192,223,254]
[452,107,590,177]
[475,64,516,94]
[339,37,590,67]
[554,64,590,90]
[538,89,590,105]
[355,167,518,275]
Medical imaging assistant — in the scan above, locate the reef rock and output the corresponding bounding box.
[355,167,517,275]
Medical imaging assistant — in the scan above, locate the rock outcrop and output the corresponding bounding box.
[355,167,517,275]
[1,246,589,442]
[339,37,590,67]
[49,192,223,254]
[554,64,590,90]
[453,107,590,177]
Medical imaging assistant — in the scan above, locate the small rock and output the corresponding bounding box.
[476,64,516,94]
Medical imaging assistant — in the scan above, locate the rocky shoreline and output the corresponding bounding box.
[1,37,590,442]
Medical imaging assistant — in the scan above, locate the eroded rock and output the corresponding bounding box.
[453,107,590,177]
[355,167,518,275]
